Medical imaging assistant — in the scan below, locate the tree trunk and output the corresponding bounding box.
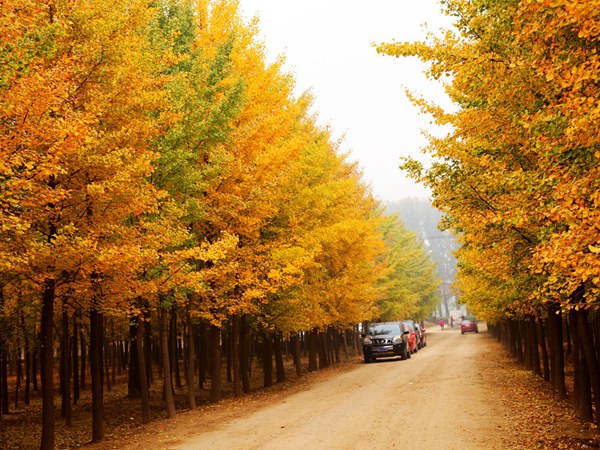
[274,334,285,383]
[170,309,182,389]
[231,315,242,396]
[90,307,104,442]
[240,316,251,393]
[128,315,141,397]
[185,305,196,409]
[40,278,56,450]
[548,303,566,399]
[1,346,9,415]
[263,334,273,388]
[159,304,176,418]
[209,325,221,402]
[80,327,86,391]
[308,329,318,372]
[136,318,150,423]
[291,333,302,378]
[72,315,79,404]
[577,307,600,426]
[537,319,550,382]
[530,317,541,377]
[61,306,72,426]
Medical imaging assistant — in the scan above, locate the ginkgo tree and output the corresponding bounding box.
[377,0,600,424]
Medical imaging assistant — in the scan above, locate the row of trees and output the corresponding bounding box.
[0,0,440,448]
[378,0,600,425]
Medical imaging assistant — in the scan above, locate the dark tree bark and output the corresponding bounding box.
[136,318,150,423]
[40,278,56,450]
[32,348,38,393]
[231,315,242,396]
[80,329,87,391]
[570,309,592,420]
[209,325,222,402]
[240,316,251,393]
[577,307,600,426]
[158,304,176,418]
[548,303,566,399]
[291,333,302,378]
[308,329,318,372]
[170,309,182,389]
[144,308,153,385]
[1,345,9,415]
[185,305,196,409]
[72,315,79,404]
[262,334,273,388]
[530,317,541,377]
[61,306,71,426]
[90,307,104,442]
[274,334,285,383]
[128,315,141,397]
[537,319,550,382]
[318,330,329,369]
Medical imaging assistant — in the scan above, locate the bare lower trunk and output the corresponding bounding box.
[185,306,196,409]
[40,279,55,450]
[231,315,242,396]
[209,325,221,402]
[136,319,150,423]
[159,305,176,418]
[90,308,104,442]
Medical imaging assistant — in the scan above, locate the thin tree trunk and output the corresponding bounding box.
[128,315,141,397]
[578,307,600,426]
[548,303,566,399]
[240,316,251,393]
[40,278,55,450]
[263,334,273,388]
[291,333,302,378]
[308,329,318,372]
[274,334,285,383]
[231,315,242,396]
[209,325,222,402]
[61,306,71,426]
[538,319,550,382]
[90,307,104,442]
[185,305,196,409]
[530,317,541,377]
[136,318,150,423]
[159,304,176,418]
[72,315,79,404]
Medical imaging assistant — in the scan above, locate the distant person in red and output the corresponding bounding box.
[439,319,445,331]
[450,316,454,329]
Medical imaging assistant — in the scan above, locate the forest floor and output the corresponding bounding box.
[2,325,600,449]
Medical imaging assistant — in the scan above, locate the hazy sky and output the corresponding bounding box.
[237,0,454,201]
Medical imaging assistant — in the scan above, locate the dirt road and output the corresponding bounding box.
[177,325,512,450]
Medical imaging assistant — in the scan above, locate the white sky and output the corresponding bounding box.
[237,0,454,201]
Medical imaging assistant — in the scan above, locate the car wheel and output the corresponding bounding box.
[401,346,408,360]
[461,330,464,334]
[364,354,371,364]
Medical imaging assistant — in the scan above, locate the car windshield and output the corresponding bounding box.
[368,323,401,336]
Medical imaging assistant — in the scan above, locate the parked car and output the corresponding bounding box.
[362,322,410,363]
[415,323,426,348]
[461,319,479,334]
[401,320,419,353]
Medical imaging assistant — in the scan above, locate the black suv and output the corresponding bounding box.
[362,322,410,363]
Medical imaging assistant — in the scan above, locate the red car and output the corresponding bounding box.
[461,319,479,334]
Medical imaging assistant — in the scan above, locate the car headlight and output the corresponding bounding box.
[392,335,403,343]
[363,337,372,345]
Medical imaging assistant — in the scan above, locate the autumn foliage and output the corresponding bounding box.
[0,0,440,447]
[378,0,600,426]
